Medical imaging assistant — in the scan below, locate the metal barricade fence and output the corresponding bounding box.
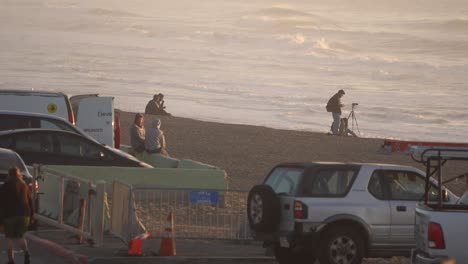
[131,187,252,241]
[33,165,107,245]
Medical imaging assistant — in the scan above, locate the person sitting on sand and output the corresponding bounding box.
[145,118,169,156]
[130,113,145,154]
[145,93,171,116]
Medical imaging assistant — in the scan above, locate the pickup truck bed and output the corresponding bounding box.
[413,205,468,263]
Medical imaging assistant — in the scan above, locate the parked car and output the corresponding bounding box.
[0,129,152,168]
[247,162,457,264]
[0,148,40,214]
[0,110,95,141]
[0,147,33,187]
[410,147,468,264]
[0,90,119,147]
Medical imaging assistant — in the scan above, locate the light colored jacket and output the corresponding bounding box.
[145,119,166,152]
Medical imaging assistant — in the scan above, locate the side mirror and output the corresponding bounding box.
[443,189,450,202]
[428,189,450,202]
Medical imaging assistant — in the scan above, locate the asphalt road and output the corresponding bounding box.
[0,235,67,264]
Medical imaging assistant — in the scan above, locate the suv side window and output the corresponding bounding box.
[368,171,385,200]
[382,170,438,201]
[265,167,303,195]
[303,169,357,197]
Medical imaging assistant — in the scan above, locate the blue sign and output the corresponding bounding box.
[189,190,219,205]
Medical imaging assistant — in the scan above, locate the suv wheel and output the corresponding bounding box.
[274,245,316,264]
[319,226,364,264]
[247,184,280,233]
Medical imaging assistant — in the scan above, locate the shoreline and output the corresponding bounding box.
[118,110,466,194]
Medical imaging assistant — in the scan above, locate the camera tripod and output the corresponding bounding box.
[340,103,360,137]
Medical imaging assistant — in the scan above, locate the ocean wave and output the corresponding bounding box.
[44,1,78,9]
[396,18,468,33]
[274,33,307,44]
[241,6,340,30]
[87,8,141,18]
[441,19,468,31]
[124,24,153,36]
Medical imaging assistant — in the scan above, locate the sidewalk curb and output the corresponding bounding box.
[25,233,88,264]
[89,256,275,264]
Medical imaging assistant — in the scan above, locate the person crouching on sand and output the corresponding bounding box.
[145,118,169,156]
[1,167,34,264]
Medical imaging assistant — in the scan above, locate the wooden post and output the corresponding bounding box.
[78,198,87,244]
[58,176,65,224]
[93,181,106,247]
[87,188,96,236]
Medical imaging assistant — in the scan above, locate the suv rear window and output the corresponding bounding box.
[265,167,304,195]
[302,169,357,197]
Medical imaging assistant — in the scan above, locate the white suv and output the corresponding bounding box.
[247,162,457,264]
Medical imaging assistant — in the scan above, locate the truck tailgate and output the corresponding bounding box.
[415,205,468,261]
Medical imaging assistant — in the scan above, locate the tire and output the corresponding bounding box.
[247,184,280,233]
[318,226,364,264]
[274,245,316,264]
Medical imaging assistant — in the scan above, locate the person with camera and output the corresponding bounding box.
[326,89,345,135]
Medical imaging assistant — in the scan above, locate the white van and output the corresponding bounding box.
[0,90,120,148]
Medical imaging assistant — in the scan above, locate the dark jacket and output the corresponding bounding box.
[1,178,34,218]
[145,100,158,115]
[145,100,169,116]
[326,93,343,114]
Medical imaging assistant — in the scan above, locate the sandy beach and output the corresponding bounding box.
[118,110,466,194]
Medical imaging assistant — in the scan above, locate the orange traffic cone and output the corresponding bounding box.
[159,211,176,256]
[128,232,151,256]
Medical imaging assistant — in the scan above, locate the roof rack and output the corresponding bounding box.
[409,146,468,207]
[410,146,468,165]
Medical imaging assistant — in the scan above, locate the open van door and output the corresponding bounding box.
[70,94,118,148]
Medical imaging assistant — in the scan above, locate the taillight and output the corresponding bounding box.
[428,222,445,249]
[294,200,308,219]
[69,110,75,125]
[28,181,39,192]
[114,113,121,149]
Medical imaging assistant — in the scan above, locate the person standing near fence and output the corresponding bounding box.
[2,167,34,264]
[326,89,345,135]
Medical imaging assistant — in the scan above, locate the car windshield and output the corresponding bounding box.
[458,191,468,205]
[265,167,304,195]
